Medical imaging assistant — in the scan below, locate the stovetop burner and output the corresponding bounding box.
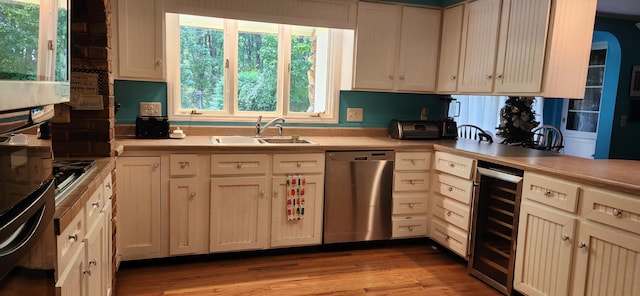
[53,160,96,202]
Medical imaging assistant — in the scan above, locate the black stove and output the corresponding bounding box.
[53,160,96,201]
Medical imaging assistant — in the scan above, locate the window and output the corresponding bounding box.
[166,13,349,123]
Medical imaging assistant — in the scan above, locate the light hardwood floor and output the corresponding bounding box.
[116,241,501,295]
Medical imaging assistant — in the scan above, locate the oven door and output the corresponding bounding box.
[0,179,55,281]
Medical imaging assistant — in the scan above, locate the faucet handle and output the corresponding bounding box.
[276,124,283,136]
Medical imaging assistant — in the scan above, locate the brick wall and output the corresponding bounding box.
[52,0,115,158]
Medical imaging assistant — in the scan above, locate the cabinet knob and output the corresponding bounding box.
[561,234,569,241]
[236,162,242,168]
[411,159,416,165]
[92,201,100,208]
[83,269,91,276]
[89,259,97,266]
[496,74,503,79]
[179,161,189,169]
[448,186,453,192]
[388,74,394,80]
[155,59,162,66]
[189,192,196,199]
[409,180,415,185]
[613,208,623,217]
[543,190,553,197]
[450,75,457,80]
[260,190,265,197]
[399,74,405,80]
[408,226,413,231]
[448,163,455,168]
[446,211,452,217]
[296,161,302,167]
[153,163,159,169]
[68,234,78,242]
[486,74,493,79]
[408,203,414,209]
[578,242,587,248]
[444,235,450,240]
[105,183,112,189]
[274,190,279,198]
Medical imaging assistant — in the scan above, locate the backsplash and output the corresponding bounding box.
[114,80,447,128]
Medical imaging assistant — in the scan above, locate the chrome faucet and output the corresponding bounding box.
[255,115,285,137]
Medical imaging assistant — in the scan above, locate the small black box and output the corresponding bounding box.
[136,116,169,139]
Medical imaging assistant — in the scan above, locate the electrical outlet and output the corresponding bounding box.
[139,102,162,117]
[347,108,363,122]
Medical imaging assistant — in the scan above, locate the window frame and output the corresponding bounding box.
[165,13,345,124]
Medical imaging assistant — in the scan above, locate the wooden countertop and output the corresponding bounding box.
[116,135,640,196]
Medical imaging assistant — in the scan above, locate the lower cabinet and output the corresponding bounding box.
[55,244,86,296]
[116,156,162,260]
[209,175,270,253]
[169,178,206,255]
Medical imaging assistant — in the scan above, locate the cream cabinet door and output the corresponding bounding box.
[116,156,162,260]
[85,213,106,296]
[494,0,551,93]
[115,0,164,80]
[210,177,270,252]
[169,178,206,255]
[352,2,401,90]
[271,175,324,247]
[396,6,441,92]
[458,0,501,93]
[437,5,464,92]
[55,244,86,296]
[572,222,640,296]
[514,201,576,296]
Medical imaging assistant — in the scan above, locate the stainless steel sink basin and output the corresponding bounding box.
[258,138,314,144]
[210,136,314,145]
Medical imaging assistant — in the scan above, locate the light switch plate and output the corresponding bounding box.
[347,108,363,122]
[140,102,162,117]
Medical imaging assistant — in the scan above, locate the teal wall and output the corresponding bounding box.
[114,80,447,127]
[543,18,640,160]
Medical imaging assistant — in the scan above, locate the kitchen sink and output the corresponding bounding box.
[258,138,314,144]
[211,136,314,145]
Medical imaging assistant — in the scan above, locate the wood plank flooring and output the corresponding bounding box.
[116,240,502,296]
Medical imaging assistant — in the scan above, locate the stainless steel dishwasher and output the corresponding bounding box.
[323,150,394,244]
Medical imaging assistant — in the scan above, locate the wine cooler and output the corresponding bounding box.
[468,162,523,295]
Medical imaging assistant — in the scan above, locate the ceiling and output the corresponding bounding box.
[597,0,640,20]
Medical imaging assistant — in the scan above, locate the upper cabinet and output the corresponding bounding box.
[457,0,597,98]
[436,5,464,93]
[353,2,441,93]
[113,0,165,81]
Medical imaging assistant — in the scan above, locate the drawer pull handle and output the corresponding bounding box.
[543,190,553,197]
[408,203,414,209]
[83,269,91,276]
[92,201,100,208]
[446,211,452,217]
[561,234,569,241]
[411,159,417,165]
[105,183,112,189]
[448,186,453,192]
[409,180,415,185]
[578,242,587,249]
[613,209,623,217]
[68,234,78,242]
[236,162,242,168]
[448,163,455,168]
[179,161,189,169]
[89,259,97,266]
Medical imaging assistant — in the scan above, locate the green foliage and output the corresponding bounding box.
[496,96,540,144]
[179,23,315,113]
[0,3,39,80]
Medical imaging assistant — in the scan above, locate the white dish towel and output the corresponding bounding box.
[286,174,305,221]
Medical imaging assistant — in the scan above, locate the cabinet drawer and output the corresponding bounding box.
[393,196,428,215]
[170,154,198,176]
[57,211,84,269]
[392,217,428,238]
[102,173,113,200]
[434,151,476,179]
[430,218,468,258]
[522,172,579,213]
[432,194,470,231]
[85,188,104,230]
[433,173,474,204]
[582,187,640,235]
[395,151,431,171]
[394,172,430,192]
[272,153,324,174]
[211,154,269,175]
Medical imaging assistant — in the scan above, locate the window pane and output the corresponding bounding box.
[180,16,225,110]
[237,20,278,112]
[566,111,598,132]
[55,0,68,81]
[290,26,315,112]
[0,1,40,80]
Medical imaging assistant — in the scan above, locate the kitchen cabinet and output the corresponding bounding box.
[209,154,270,253]
[391,151,431,238]
[514,172,640,295]
[436,4,464,93]
[116,156,162,260]
[271,154,325,248]
[56,173,113,296]
[168,154,208,255]
[458,0,597,98]
[352,2,441,92]
[113,0,165,81]
[430,151,476,258]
